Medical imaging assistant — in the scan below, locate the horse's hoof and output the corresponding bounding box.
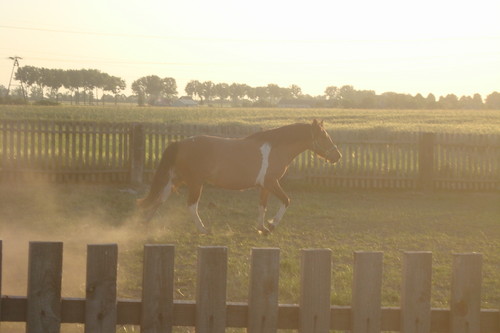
[257,224,272,235]
[265,220,276,232]
[257,227,270,236]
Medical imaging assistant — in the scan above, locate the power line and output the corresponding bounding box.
[1,24,500,44]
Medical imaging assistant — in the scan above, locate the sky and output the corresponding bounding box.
[1,0,499,98]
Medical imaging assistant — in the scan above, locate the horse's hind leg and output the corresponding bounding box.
[138,170,176,224]
[187,183,209,234]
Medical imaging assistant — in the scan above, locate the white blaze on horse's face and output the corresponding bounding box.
[256,143,271,186]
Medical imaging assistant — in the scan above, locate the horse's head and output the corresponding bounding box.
[310,119,342,164]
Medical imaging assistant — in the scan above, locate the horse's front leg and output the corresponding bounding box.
[257,188,271,234]
[265,180,290,231]
[187,183,210,234]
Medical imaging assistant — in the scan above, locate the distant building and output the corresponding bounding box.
[172,96,198,107]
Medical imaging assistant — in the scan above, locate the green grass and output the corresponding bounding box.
[1,105,499,134]
[1,182,499,312]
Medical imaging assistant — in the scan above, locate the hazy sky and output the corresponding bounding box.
[1,0,499,97]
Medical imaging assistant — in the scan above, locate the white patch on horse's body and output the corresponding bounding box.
[256,143,271,186]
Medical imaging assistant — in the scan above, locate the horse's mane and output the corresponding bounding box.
[245,123,311,146]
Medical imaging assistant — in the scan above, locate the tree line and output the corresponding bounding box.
[6,66,125,104]
[2,65,500,109]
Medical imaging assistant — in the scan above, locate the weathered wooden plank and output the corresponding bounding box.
[248,248,279,333]
[26,241,63,333]
[129,123,145,185]
[300,248,332,333]
[85,244,118,333]
[451,253,483,333]
[352,251,383,333]
[401,251,432,333]
[418,132,435,190]
[196,246,227,333]
[141,244,175,333]
[1,298,500,331]
[0,240,2,321]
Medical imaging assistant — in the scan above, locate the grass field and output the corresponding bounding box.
[1,105,500,135]
[1,105,499,331]
[1,182,499,311]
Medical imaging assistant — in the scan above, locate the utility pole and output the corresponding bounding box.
[6,56,26,101]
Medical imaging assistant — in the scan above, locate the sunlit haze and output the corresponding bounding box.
[1,0,499,98]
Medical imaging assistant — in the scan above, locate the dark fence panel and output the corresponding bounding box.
[1,120,499,190]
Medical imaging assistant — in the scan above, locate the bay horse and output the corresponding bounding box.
[137,119,341,234]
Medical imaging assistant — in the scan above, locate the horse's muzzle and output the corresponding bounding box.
[327,149,342,164]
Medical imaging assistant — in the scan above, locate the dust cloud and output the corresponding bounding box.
[0,180,163,298]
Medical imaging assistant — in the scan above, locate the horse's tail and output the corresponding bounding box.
[137,141,179,210]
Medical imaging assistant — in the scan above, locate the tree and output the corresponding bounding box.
[413,93,426,109]
[132,75,177,105]
[267,84,282,105]
[356,90,376,108]
[255,86,269,104]
[324,86,338,99]
[65,69,84,104]
[228,83,247,106]
[162,77,178,103]
[202,81,215,104]
[245,86,257,102]
[426,93,436,108]
[289,84,302,98]
[324,86,339,107]
[471,93,483,109]
[185,80,203,102]
[214,83,229,105]
[43,69,65,101]
[15,66,41,98]
[485,92,500,109]
[102,74,126,105]
[338,85,355,108]
[438,94,459,109]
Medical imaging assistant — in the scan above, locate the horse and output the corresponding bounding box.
[137,119,341,234]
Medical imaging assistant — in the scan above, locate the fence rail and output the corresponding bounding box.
[1,120,499,190]
[0,241,498,332]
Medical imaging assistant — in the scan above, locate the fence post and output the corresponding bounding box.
[26,241,63,333]
[196,246,227,333]
[352,251,383,333]
[300,248,332,333]
[129,123,145,186]
[141,244,175,333]
[401,251,432,333]
[0,240,2,321]
[85,244,118,333]
[418,133,435,190]
[248,248,280,333]
[451,253,482,333]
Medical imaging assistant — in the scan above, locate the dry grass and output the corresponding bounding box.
[1,105,499,134]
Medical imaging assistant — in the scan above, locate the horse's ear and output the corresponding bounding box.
[320,120,324,127]
[312,119,319,126]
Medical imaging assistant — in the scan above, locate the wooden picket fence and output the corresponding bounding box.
[0,241,498,332]
[1,120,499,190]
